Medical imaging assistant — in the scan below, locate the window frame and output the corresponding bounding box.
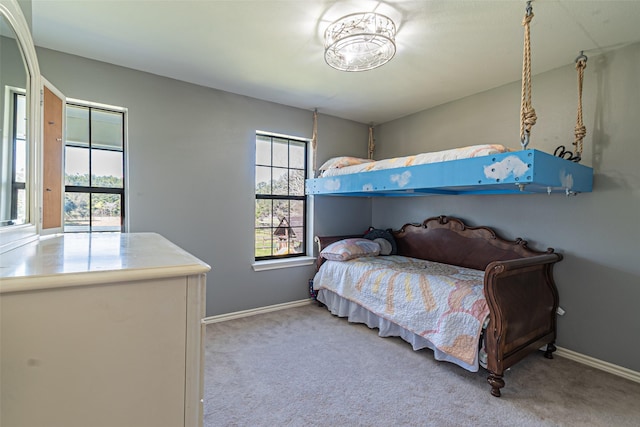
[252,131,315,269]
[63,99,127,233]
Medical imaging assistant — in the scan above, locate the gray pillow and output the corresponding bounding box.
[363,228,397,255]
[373,238,392,255]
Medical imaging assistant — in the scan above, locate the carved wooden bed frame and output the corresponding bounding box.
[314,215,562,397]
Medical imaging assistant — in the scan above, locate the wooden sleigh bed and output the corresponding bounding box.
[312,215,562,397]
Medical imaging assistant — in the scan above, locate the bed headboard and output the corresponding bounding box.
[393,216,554,271]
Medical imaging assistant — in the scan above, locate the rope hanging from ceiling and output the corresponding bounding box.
[520,0,537,149]
[573,52,588,161]
[312,109,318,173]
[368,125,375,160]
[554,51,588,163]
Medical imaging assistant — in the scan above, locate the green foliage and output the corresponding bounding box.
[64,174,122,227]
[66,173,123,188]
[254,170,304,223]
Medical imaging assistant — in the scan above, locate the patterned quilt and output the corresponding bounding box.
[313,256,489,367]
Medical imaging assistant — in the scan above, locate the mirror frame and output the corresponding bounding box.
[0,0,41,253]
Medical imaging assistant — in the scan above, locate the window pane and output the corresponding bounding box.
[255,166,271,195]
[290,227,304,254]
[272,199,289,225]
[289,169,305,196]
[255,199,273,258]
[272,138,288,168]
[255,228,273,258]
[91,109,123,150]
[66,105,90,147]
[91,149,123,188]
[15,93,26,139]
[15,188,26,225]
[256,135,271,166]
[289,200,304,227]
[274,215,296,256]
[255,199,272,228]
[290,141,305,169]
[65,146,90,186]
[92,193,121,231]
[14,139,26,183]
[64,192,90,232]
[272,167,288,195]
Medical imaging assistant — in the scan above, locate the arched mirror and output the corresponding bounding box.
[0,0,41,252]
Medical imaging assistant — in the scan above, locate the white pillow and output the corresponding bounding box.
[318,156,373,172]
[320,238,380,261]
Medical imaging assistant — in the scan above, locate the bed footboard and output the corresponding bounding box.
[483,253,562,397]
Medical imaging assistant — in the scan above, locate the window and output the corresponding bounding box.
[255,132,308,260]
[64,102,126,232]
[5,91,27,226]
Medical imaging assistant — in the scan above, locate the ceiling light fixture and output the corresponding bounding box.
[324,12,396,72]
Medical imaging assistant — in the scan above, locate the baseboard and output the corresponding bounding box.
[203,299,313,324]
[556,346,640,384]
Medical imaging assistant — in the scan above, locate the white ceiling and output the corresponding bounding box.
[31,0,640,124]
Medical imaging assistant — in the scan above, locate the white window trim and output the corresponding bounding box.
[251,255,315,272]
[252,130,315,271]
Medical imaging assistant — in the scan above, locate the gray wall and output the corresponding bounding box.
[372,42,640,372]
[17,0,31,29]
[36,47,371,317]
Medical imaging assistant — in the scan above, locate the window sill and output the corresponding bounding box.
[251,256,316,272]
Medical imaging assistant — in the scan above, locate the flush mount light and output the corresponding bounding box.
[324,12,396,72]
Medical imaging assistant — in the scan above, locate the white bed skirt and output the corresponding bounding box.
[316,289,481,372]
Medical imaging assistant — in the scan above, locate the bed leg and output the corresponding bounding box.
[487,373,505,397]
[544,342,557,359]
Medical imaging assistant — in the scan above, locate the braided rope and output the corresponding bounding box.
[520,4,537,148]
[311,109,318,173]
[574,56,587,158]
[368,125,375,160]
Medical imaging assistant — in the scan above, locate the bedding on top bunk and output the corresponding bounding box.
[313,255,490,371]
[318,144,512,178]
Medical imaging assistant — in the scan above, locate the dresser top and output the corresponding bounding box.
[0,232,210,293]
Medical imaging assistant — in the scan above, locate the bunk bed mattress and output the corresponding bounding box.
[319,144,511,177]
[313,256,490,371]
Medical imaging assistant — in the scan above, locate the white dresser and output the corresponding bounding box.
[0,233,210,427]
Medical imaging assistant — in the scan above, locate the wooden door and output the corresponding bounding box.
[42,84,64,231]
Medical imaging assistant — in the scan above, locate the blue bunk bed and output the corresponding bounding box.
[305,149,593,197]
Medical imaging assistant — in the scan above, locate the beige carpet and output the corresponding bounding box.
[203,304,640,426]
